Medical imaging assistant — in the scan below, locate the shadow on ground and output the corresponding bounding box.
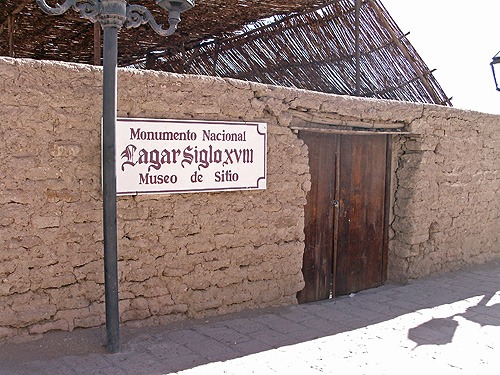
[407,293,500,347]
[0,260,499,374]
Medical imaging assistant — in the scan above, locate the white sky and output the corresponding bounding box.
[382,0,500,115]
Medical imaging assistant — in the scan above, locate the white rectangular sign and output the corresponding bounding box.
[115,118,267,195]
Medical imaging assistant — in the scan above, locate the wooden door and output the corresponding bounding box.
[296,131,338,303]
[297,131,390,303]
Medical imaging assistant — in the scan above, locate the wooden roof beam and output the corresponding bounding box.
[366,0,443,104]
[0,0,31,36]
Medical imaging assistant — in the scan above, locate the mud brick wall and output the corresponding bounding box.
[0,58,310,340]
[389,107,500,280]
[0,57,498,340]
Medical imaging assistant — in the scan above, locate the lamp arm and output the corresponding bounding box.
[491,62,500,92]
[36,0,77,15]
[73,0,100,22]
[125,4,180,36]
[37,0,100,22]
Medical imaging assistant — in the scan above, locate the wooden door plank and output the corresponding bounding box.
[297,131,337,303]
[331,135,341,298]
[335,134,388,295]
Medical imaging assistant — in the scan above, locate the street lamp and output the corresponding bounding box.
[36,0,195,353]
[490,51,500,91]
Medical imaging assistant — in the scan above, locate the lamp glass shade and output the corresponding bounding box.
[157,0,195,12]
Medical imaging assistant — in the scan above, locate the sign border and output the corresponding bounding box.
[115,118,267,196]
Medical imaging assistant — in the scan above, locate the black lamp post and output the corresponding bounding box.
[490,51,500,91]
[36,0,195,353]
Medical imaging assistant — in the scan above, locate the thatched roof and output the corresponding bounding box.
[0,0,451,106]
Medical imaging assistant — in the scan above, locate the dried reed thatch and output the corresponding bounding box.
[0,0,451,105]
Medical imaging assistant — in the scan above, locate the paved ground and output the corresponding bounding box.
[1,259,499,375]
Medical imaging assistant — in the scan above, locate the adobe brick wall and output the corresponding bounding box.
[0,57,498,340]
[0,58,310,340]
[389,107,500,280]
